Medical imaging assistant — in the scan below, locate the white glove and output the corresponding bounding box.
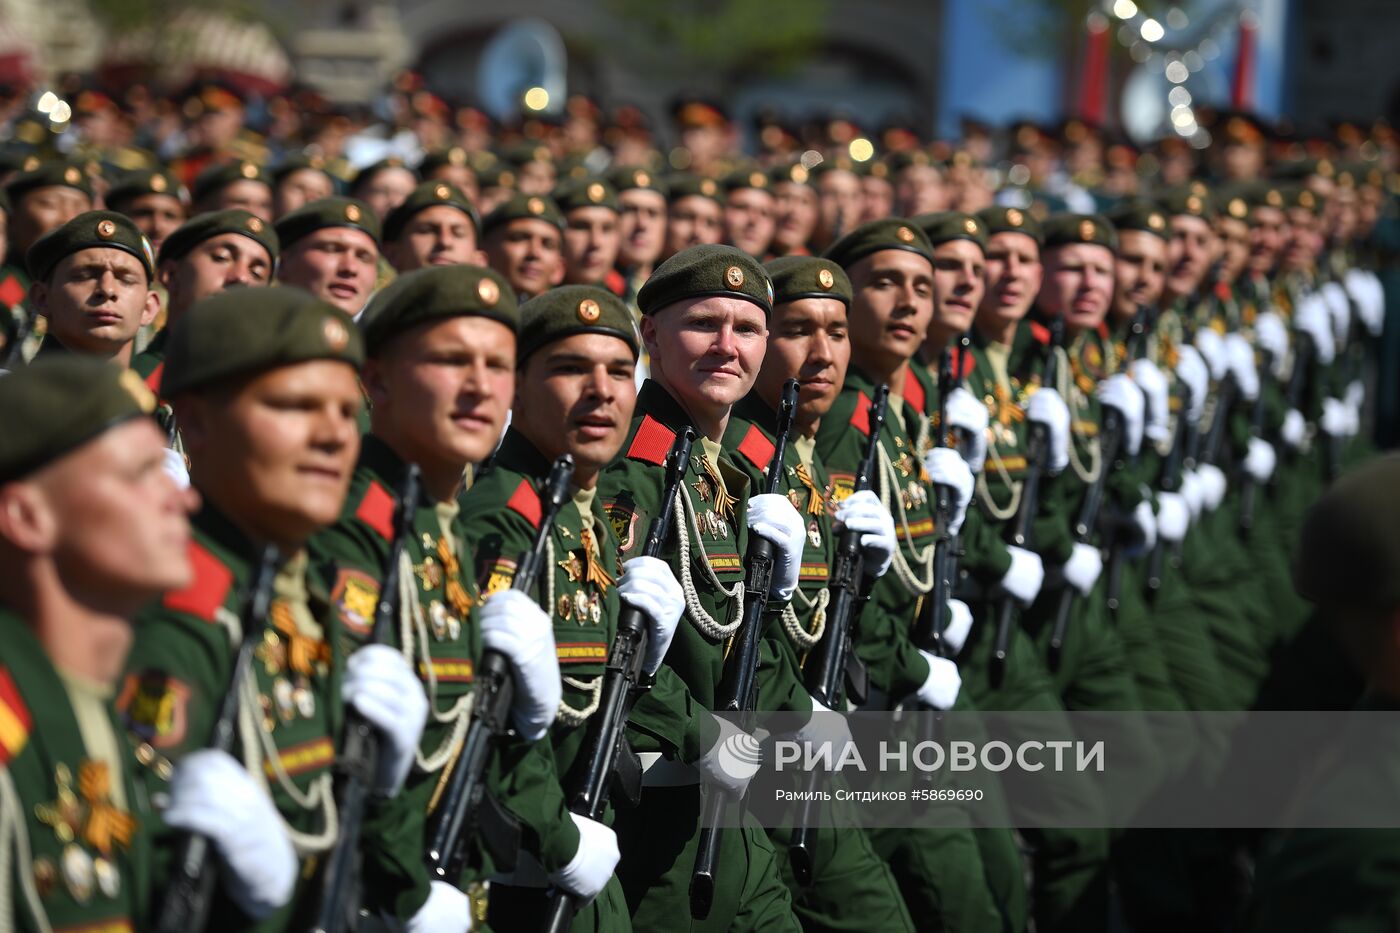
[1294,294,1337,365]
[923,447,974,534]
[1224,333,1260,402]
[1179,469,1204,521]
[163,750,296,920]
[942,598,974,656]
[549,813,620,903]
[696,714,763,797]
[1243,437,1276,484]
[747,492,806,601]
[795,697,854,750]
[1025,388,1070,474]
[1194,328,1228,380]
[1156,491,1190,544]
[1345,268,1385,336]
[1129,359,1170,447]
[618,556,684,675]
[1196,463,1227,512]
[342,644,429,794]
[162,448,190,489]
[1174,346,1210,424]
[479,590,562,741]
[1321,397,1352,438]
[915,652,962,710]
[1346,379,1365,415]
[1131,499,1157,552]
[1280,409,1307,450]
[1062,542,1103,597]
[833,489,897,578]
[1097,374,1145,457]
[945,387,989,473]
[1254,311,1290,376]
[999,545,1044,606]
[407,881,473,933]
[1321,281,1352,346]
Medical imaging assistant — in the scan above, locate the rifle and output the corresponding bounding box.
[787,384,888,885]
[915,336,970,658]
[424,456,575,884]
[1103,306,1151,617]
[541,432,695,933]
[311,465,422,933]
[1144,378,1192,594]
[989,316,1062,688]
[155,545,281,933]
[690,379,800,919]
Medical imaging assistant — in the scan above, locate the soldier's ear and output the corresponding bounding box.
[141,289,161,328]
[361,356,389,409]
[0,483,59,556]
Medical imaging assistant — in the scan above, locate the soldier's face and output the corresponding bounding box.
[642,296,768,418]
[161,234,273,320]
[274,169,334,218]
[364,315,516,472]
[1215,216,1250,282]
[1041,244,1114,331]
[816,170,862,233]
[929,239,986,342]
[1165,214,1214,298]
[179,360,361,547]
[1247,206,1286,275]
[1111,231,1167,323]
[860,175,895,225]
[979,232,1042,332]
[384,205,483,272]
[356,167,416,220]
[425,165,478,204]
[278,228,379,316]
[754,297,849,432]
[846,249,935,374]
[483,219,564,299]
[121,193,186,252]
[212,180,273,223]
[772,183,818,255]
[562,207,621,285]
[1282,208,1323,271]
[517,332,638,483]
[32,248,159,356]
[665,197,723,256]
[618,189,667,269]
[12,186,92,253]
[896,165,945,216]
[724,188,776,258]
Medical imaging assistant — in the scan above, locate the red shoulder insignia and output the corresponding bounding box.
[144,361,165,395]
[0,667,32,764]
[957,350,976,380]
[506,479,542,529]
[355,480,395,540]
[1096,322,1109,340]
[1214,280,1232,301]
[0,275,24,309]
[1030,321,1051,345]
[736,424,775,469]
[604,268,626,296]
[626,415,674,466]
[903,369,927,414]
[163,541,234,622]
[850,391,871,436]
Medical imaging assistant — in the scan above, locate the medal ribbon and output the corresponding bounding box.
[580,529,616,589]
[792,463,825,515]
[78,761,135,856]
[700,455,739,524]
[994,384,1026,427]
[269,602,331,676]
[436,537,475,617]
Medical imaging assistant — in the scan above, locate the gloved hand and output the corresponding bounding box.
[1321,281,1352,346]
[407,881,473,933]
[1223,333,1260,402]
[945,387,989,473]
[164,750,297,920]
[1321,396,1352,439]
[697,714,763,797]
[916,652,962,710]
[942,599,975,656]
[1097,374,1145,456]
[1174,346,1210,424]
[795,697,855,750]
[748,493,806,601]
[550,813,620,903]
[1156,491,1190,544]
[834,489,897,578]
[1254,311,1290,376]
[1179,469,1204,521]
[1131,499,1157,552]
[1062,542,1104,597]
[479,590,562,741]
[1280,409,1307,450]
[1243,438,1276,484]
[1129,359,1170,447]
[343,644,429,794]
[162,448,190,489]
[618,556,684,675]
[1194,328,1228,380]
[1346,379,1365,416]
[999,545,1045,606]
[1196,463,1227,512]
[1293,294,1337,365]
[1345,268,1385,336]
[1025,388,1070,474]
[923,447,974,534]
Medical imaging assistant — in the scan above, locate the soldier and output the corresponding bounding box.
[381,180,484,273]
[610,166,668,302]
[349,158,418,221]
[0,358,197,932]
[271,155,336,219]
[722,167,777,259]
[419,148,479,205]
[662,174,725,260]
[190,161,274,222]
[121,287,429,932]
[479,193,566,302]
[275,196,382,317]
[3,160,95,274]
[105,169,189,255]
[768,163,818,258]
[808,158,864,249]
[554,177,624,289]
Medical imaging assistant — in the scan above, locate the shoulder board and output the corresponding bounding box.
[849,391,872,437]
[354,480,395,540]
[1214,280,1232,301]
[604,268,626,297]
[0,667,31,765]
[1096,321,1109,340]
[0,274,24,309]
[163,541,235,622]
[957,351,976,380]
[506,479,542,529]
[143,361,164,394]
[626,414,675,466]
[1030,321,1051,345]
[903,369,927,414]
[736,423,775,470]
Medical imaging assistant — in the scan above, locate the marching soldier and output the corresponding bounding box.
[661,174,725,260]
[381,180,484,273]
[611,166,669,306]
[555,176,625,290]
[190,161,274,223]
[348,157,418,222]
[481,193,567,301]
[722,168,777,259]
[105,168,190,256]
[271,155,337,219]
[274,196,382,317]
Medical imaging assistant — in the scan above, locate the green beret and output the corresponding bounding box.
[768,162,813,188]
[383,181,480,243]
[764,255,852,307]
[608,166,666,197]
[912,211,988,252]
[27,210,155,284]
[665,173,722,204]
[518,284,639,362]
[359,265,517,354]
[105,169,188,210]
[503,143,554,168]
[557,155,592,182]
[1158,185,1215,220]
[350,157,415,193]
[638,244,773,317]
[1041,213,1118,252]
[418,148,473,178]
[1277,183,1323,214]
[1106,199,1170,241]
[274,196,381,248]
[191,160,271,204]
[161,286,363,397]
[720,166,773,195]
[823,218,934,270]
[0,357,156,484]
[1294,455,1400,610]
[553,176,620,214]
[4,159,93,203]
[271,154,334,186]
[481,193,564,236]
[976,206,1043,245]
[1212,183,1259,223]
[883,150,935,175]
[159,209,279,266]
[478,164,517,190]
